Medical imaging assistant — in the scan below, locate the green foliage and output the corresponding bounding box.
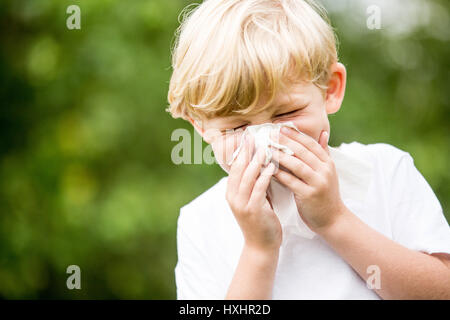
[0,0,448,298]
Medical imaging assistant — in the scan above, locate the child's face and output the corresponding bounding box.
[193,63,346,173]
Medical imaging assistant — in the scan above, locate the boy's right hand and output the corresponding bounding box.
[226,135,282,253]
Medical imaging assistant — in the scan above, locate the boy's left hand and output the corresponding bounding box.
[270,127,347,233]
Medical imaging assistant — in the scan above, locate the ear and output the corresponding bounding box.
[188,117,213,144]
[325,62,347,115]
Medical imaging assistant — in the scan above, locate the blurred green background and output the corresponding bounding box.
[0,0,448,299]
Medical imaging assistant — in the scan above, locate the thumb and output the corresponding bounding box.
[319,130,330,155]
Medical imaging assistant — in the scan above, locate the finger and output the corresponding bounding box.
[271,149,320,186]
[273,166,311,196]
[248,163,275,208]
[238,147,267,200]
[271,130,322,171]
[228,134,254,195]
[280,127,329,163]
[223,127,242,166]
[318,130,330,155]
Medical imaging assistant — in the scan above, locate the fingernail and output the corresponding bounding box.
[324,131,329,143]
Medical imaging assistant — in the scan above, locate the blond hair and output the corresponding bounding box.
[167,0,338,121]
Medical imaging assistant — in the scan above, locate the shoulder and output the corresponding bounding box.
[337,141,418,190]
[177,176,229,231]
[338,141,410,161]
[338,142,433,207]
[338,141,412,170]
[174,177,235,299]
[181,176,228,214]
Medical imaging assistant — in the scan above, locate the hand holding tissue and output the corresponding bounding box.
[228,122,317,240]
[226,121,374,244]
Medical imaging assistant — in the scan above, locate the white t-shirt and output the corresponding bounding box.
[174,142,450,299]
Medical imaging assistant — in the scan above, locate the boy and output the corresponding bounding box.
[167,0,450,299]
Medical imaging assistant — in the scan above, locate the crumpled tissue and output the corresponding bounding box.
[228,122,316,240]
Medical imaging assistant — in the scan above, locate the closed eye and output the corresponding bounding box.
[219,124,247,134]
[275,109,300,117]
[232,124,247,131]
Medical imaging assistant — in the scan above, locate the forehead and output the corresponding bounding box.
[258,81,315,112]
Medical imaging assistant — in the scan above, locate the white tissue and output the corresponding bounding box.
[228,122,317,241]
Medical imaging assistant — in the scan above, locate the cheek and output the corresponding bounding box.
[285,116,325,142]
[287,116,315,133]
